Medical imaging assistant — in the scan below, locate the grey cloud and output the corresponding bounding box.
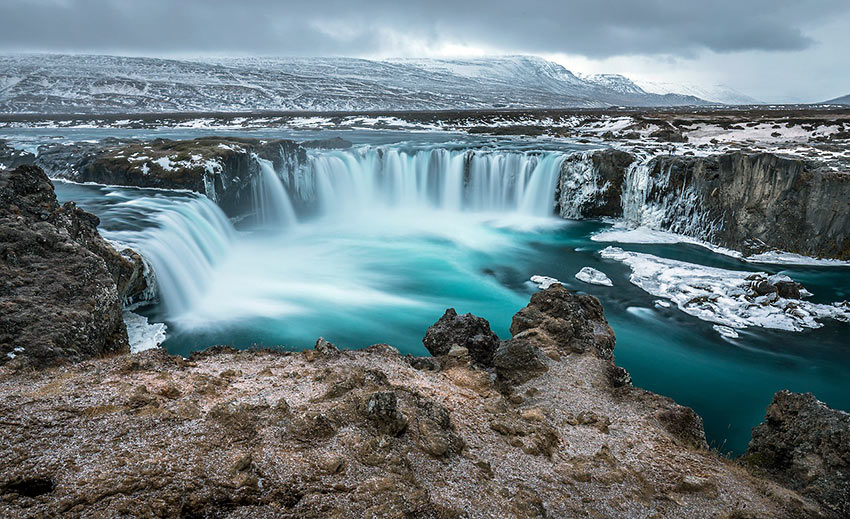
[0,0,846,58]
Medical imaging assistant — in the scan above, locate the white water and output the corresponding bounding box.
[252,156,297,227]
[620,157,722,241]
[115,146,576,328]
[301,147,568,217]
[107,195,235,318]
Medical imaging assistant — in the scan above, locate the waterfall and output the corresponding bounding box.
[557,151,601,219]
[620,156,721,240]
[300,147,568,217]
[252,156,297,228]
[107,194,235,318]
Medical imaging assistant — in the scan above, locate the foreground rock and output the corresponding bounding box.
[0,285,831,518]
[35,137,307,217]
[0,165,145,367]
[743,391,850,518]
[641,152,850,259]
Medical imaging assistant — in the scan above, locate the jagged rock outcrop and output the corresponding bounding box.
[0,288,833,518]
[35,137,307,217]
[422,308,500,365]
[743,391,850,518]
[0,165,144,367]
[557,149,635,218]
[640,152,850,259]
[0,140,35,170]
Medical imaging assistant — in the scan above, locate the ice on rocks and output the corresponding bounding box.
[600,246,850,332]
[124,311,167,353]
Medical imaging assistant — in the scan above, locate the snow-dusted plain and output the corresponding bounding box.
[0,54,712,114]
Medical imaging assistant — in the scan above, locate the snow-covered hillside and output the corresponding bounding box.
[0,54,711,114]
[632,79,762,105]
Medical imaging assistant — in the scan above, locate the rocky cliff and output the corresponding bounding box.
[0,285,835,518]
[637,152,850,259]
[35,137,307,217]
[557,149,634,219]
[555,150,850,260]
[0,165,145,368]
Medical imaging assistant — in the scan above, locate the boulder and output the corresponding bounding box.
[510,283,616,360]
[422,308,500,365]
[743,391,850,517]
[492,336,549,386]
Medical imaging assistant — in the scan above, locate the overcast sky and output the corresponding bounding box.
[0,0,847,102]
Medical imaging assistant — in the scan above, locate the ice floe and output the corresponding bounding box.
[600,246,850,333]
[124,311,167,353]
[575,267,613,286]
[592,226,743,258]
[530,275,561,290]
[745,251,850,267]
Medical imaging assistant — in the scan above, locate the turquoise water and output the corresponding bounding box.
[36,129,850,457]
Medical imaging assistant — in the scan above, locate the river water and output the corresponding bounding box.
[5,127,847,456]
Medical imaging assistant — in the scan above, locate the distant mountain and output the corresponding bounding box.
[580,74,649,96]
[0,54,711,114]
[631,79,762,105]
[824,94,850,105]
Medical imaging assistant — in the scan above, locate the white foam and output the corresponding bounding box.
[600,246,850,332]
[123,311,167,353]
[575,267,613,286]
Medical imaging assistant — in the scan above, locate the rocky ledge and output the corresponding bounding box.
[0,165,145,367]
[643,152,850,259]
[557,150,850,260]
[32,137,307,217]
[1,284,842,518]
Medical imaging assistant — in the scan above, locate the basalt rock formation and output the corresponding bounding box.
[35,137,307,217]
[0,284,835,518]
[640,152,850,259]
[557,149,634,219]
[743,391,850,518]
[0,165,144,367]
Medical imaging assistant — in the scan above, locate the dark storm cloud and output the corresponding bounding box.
[0,0,846,58]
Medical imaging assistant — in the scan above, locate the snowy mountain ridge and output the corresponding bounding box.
[0,53,719,114]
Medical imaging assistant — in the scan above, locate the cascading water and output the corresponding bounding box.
[620,157,721,240]
[300,147,569,217]
[252,156,297,228]
[106,195,235,318]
